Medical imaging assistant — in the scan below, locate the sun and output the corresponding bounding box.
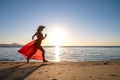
[49,27,66,46]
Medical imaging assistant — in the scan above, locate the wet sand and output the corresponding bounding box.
[0,61,120,80]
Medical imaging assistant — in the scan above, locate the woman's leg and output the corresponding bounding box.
[38,46,48,62]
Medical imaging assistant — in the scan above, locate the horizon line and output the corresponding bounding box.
[0,43,120,47]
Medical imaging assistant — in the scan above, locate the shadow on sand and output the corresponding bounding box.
[0,63,49,80]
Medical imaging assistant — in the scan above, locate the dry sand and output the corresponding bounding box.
[0,61,120,80]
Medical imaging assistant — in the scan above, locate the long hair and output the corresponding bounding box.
[37,25,45,31]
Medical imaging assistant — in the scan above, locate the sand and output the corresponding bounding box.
[0,61,120,80]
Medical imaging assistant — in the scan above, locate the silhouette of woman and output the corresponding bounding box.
[18,25,48,63]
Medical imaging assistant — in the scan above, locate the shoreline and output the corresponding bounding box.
[1,61,120,63]
[0,61,120,80]
[1,60,120,62]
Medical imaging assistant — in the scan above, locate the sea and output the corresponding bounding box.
[0,46,120,62]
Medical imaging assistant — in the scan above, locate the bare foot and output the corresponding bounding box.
[26,58,29,63]
[43,60,48,62]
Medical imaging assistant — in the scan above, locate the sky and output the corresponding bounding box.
[0,0,120,46]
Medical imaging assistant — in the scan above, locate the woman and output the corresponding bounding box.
[18,25,48,63]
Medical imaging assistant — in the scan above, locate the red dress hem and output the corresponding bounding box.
[18,40,43,60]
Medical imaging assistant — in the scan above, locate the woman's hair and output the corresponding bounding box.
[37,25,45,31]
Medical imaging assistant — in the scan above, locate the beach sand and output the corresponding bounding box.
[0,61,120,80]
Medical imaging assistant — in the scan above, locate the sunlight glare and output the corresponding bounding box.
[55,46,60,62]
[49,27,66,46]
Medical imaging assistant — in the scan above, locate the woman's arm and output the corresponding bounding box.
[42,34,47,40]
[32,32,37,40]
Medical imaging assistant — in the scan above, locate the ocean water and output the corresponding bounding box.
[0,46,120,62]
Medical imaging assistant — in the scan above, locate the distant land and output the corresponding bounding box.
[0,43,22,47]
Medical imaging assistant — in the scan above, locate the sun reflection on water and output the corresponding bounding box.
[55,46,60,62]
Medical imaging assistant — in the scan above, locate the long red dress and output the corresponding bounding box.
[18,40,43,60]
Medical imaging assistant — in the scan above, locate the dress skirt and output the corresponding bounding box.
[18,40,43,60]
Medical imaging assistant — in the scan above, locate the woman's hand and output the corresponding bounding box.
[42,33,47,40]
[32,36,34,40]
[45,34,47,37]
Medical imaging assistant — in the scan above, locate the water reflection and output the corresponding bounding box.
[55,46,60,62]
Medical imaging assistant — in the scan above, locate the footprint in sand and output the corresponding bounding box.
[109,74,118,77]
[71,76,77,80]
[10,63,13,65]
[52,79,57,80]
[89,76,92,78]
[38,71,43,74]
[46,75,50,78]
[57,72,63,75]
